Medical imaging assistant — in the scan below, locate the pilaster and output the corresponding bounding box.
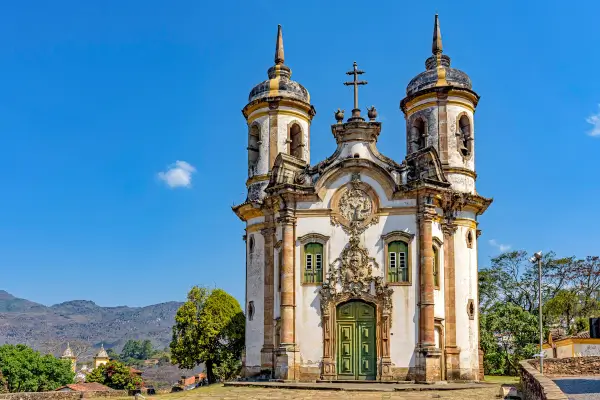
[275,208,297,379]
[416,199,440,382]
[436,92,449,165]
[442,222,460,380]
[260,218,276,370]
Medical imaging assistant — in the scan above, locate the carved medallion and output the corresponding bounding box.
[330,173,379,236]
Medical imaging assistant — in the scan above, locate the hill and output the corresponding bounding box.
[0,290,182,355]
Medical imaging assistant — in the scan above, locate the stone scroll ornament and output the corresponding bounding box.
[319,235,393,320]
[330,173,379,236]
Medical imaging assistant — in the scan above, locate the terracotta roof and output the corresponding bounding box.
[129,367,142,374]
[56,383,113,392]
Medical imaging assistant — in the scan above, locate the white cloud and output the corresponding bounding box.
[157,160,196,188]
[585,105,600,137]
[489,239,511,253]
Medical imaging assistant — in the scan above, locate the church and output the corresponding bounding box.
[233,15,492,383]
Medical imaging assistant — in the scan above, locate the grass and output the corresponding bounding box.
[484,375,519,385]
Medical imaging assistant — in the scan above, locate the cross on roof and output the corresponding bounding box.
[344,61,367,112]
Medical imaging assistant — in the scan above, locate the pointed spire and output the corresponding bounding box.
[274,24,285,65]
[432,14,443,55]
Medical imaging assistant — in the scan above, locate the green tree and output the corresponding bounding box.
[0,344,74,392]
[480,303,539,376]
[86,360,142,390]
[544,289,579,331]
[170,286,245,383]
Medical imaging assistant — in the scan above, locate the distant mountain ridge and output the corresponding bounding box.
[0,290,182,353]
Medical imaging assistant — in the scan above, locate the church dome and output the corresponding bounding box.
[247,25,310,104]
[405,15,472,97]
[406,55,472,96]
[248,66,310,103]
[62,343,74,358]
[95,344,108,358]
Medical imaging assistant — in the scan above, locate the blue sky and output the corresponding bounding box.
[1,1,599,307]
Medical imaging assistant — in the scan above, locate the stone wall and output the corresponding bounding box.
[519,360,567,400]
[0,391,127,400]
[529,356,600,376]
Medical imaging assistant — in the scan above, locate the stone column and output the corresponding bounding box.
[260,223,276,370]
[416,200,441,382]
[276,209,298,380]
[442,223,460,380]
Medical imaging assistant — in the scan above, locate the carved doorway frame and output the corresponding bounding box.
[321,292,392,380]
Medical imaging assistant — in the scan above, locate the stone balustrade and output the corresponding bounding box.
[519,360,567,400]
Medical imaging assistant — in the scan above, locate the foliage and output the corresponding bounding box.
[0,344,75,392]
[86,360,143,390]
[121,340,155,361]
[170,286,245,383]
[479,250,600,376]
[480,303,539,376]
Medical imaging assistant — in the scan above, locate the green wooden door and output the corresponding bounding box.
[336,301,376,380]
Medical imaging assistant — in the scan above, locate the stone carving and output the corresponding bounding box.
[319,235,393,318]
[330,174,379,236]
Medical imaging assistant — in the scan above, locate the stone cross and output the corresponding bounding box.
[344,62,367,116]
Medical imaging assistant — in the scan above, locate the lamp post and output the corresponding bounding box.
[530,251,543,373]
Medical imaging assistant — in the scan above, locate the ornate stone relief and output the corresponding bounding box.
[318,234,394,380]
[330,173,380,236]
[319,235,393,318]
[467,299,475,320]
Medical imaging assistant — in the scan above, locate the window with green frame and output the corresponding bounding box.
[388,241,409,283]
[304,243,323,283]
[433,246,440,289]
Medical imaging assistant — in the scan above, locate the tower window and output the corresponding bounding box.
[410,118,426,151]
[303,243,323,283]
[248,124,261,175]
[458,115,472,157]
[289,123,303,159]
[387,241,409,283]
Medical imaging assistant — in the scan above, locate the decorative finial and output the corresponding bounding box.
[335,108,345,123]
[275,24,285,65]
[367,106,377,121]
[343,61,367,122]
[432,14,443,55]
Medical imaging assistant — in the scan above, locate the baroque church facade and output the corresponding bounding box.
[233,16,492,382]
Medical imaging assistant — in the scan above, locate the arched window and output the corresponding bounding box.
[289,123,303,159]
[388,241,409,283]
[458,115,472,157]
[303,243,323,283]
[411,118,426,151]
[433,245,440,289]
[248,125,260,174]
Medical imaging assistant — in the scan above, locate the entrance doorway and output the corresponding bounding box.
[336,301,376,380]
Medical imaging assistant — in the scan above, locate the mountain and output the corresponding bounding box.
[0,291,182,355]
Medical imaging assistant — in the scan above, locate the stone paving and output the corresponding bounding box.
[552,377,600,400]
[146,384,501,400]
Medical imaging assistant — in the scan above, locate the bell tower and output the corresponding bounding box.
[400,15,480,194]
[242,25,316,202]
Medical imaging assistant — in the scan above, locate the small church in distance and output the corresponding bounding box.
[233,15,492,382]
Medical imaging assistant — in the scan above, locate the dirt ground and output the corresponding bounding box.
[114,384,502,400]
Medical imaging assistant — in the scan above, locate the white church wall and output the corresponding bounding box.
[453,223,479,377]
[245,230,265,369]
[432,222,445,319]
